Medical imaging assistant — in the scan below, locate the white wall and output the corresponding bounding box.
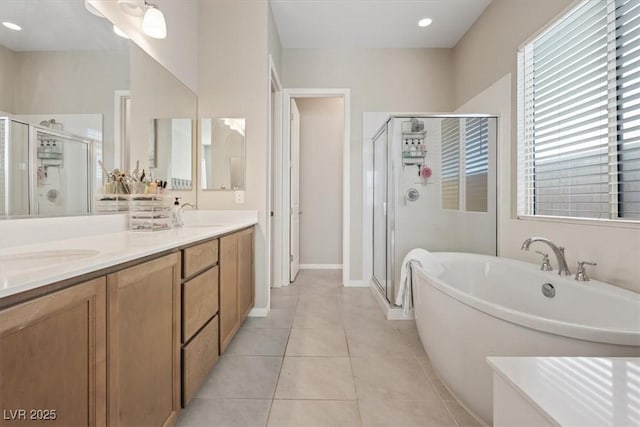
[453,0,575,108]
[297,97,344,265]
[454,1,640,293]
[197,0,271,311]
[129,45,197,204]
[282,48,455,281]
[0,45,16,113]
[89,0,199,93]
[4,48,129,169]
[268,2,283,78]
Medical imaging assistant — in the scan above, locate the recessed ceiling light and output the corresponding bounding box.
[418,18,433,28]
[2,21,22,31]
[113,25,130,39]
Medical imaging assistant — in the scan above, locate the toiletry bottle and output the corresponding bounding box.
[172,197,183,228]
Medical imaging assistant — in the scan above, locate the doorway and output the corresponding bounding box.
[268,56,282,294]
[275,89,350,287]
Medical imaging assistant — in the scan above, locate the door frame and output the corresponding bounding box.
[267,55,283,294]
[277,88,351,287]
[289,98,301,282]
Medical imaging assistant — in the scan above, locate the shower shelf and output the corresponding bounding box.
[402,129,427,166]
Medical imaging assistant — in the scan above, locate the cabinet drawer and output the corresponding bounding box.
[183,239,218,278]
[182,316,219,406]
[183,266,219,342]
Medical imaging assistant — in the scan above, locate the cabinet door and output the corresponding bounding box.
[219,233,239,353]
[0,277,106,427]
[107,253,180,427]
[237,228,254,321]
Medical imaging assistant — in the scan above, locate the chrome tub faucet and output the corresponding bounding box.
[521,237,571,276]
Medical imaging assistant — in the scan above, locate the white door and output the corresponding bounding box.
[289,98,301,282]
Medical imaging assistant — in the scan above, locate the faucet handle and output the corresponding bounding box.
[535,251,553,271]
[575,261,597,282]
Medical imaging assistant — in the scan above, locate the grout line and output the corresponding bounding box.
[442,400,462,427]
[340,284,365,427]
[264,304,294,427]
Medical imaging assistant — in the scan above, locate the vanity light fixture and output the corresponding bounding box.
[118,0,145,17]
[2,21,21,31]
[418,18,433,28]
[142,2,167,39]
[113,25,130,39]
[84,0,104,18]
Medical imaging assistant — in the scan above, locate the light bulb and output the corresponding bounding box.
[113,25,129,39]
[418,18,433,28]
[84,0,104,18]
[142,4,167,39]
[2,21,21,31]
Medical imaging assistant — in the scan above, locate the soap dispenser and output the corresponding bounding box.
[172,197,183,228]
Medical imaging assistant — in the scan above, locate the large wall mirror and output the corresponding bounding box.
[200,118,246,191]
[0,0,196,218]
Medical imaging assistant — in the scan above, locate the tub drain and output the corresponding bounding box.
[542,283,556,298]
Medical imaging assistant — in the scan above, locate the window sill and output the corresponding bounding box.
[516,215,640,230]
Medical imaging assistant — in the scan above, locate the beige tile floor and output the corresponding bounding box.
[176,270,482,427]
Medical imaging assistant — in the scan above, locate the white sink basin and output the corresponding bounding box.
[0,249,100,274]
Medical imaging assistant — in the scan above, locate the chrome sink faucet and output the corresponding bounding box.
[521,237,571,276]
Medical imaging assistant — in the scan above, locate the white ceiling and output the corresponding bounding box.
[270,0,492,49]
[0,0,126,52]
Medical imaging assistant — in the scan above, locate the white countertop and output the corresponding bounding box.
[488,357,640,427]
[0,211,258,299]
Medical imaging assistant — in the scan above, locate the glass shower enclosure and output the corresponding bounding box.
[0,117,99,217]
[371,115,498,304]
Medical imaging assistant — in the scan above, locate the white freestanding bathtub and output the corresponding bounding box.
[412,252,640,426]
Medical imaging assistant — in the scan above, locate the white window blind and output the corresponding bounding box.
[617,0,640,219]
[518,0,640,221]
[441,118,460,210]
[465,117,489,212]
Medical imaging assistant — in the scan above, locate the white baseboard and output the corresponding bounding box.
[248,306,270,317]
[369,282,414,320]
[370,282,390,313]
[300,264,343,269]
[387,307,414,320]
[344,280,369,287]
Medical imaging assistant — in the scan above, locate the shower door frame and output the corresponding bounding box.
[371,120,389,295]
[29,124,97,216]
[1,116,98,217]
[369,114,499,305]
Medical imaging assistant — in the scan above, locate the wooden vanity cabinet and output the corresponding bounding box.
[181,239,220,407]
[0,277,106,427]
[219,227,254,353]
[106,253,181,427]
[0,226,254,426]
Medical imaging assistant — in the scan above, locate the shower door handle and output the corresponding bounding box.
[383,202,387,216]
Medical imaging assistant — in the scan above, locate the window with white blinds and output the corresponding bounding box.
[441,118,460,210]
[517,0,640,221]
[465,117,489,212]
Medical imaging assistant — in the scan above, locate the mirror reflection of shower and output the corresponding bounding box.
[370,115,498,303]
[0,117,97,217]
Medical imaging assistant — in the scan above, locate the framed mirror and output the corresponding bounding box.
[0,0,197,218]
[149,118,193,190]
[200,118,246,191]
